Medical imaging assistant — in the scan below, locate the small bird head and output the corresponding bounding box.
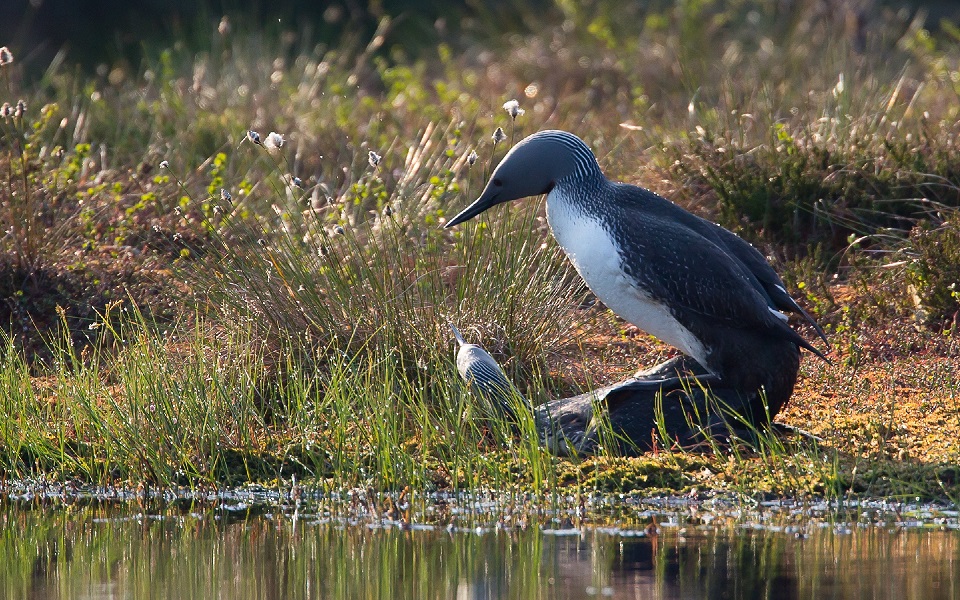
[448,323,499,383]
[445,130,600,228]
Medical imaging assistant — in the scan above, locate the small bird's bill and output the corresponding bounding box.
[448,322,467,345]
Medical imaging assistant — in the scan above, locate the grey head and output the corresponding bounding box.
[445,130,604,227]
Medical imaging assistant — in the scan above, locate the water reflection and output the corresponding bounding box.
[1,501,958,599]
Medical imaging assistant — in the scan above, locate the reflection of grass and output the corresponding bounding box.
[0,4,959,501]
[3,499,957,599]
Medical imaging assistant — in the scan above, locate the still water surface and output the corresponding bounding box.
[2,490,958,599]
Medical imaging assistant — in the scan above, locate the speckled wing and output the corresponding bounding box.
[618,184,828,344]
[607,209,824,359]
[709,224,829,344]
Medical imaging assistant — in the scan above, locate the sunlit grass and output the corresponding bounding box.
[0,303,568,493]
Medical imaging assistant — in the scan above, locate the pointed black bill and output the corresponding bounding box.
[444,189,503,228]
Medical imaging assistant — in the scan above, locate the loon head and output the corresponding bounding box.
[445,130,602,227]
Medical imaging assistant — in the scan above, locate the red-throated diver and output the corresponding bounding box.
[445,130,828,385]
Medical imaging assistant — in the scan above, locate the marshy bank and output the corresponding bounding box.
[0,1,958,506]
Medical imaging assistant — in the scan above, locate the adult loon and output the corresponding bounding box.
[445,130,828,389]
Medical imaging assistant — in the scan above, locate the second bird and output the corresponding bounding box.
[445,130,827,398]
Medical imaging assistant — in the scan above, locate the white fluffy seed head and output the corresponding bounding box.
[502,99,524,119]
[265,131,284,150]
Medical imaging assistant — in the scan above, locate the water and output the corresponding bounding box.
[2,488,958,599]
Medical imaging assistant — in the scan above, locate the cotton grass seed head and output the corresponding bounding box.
[492,127,507,144]
[247,130,262,145]
[0,47,12,67]
[467,150,478,166]
[502,99,524,119]
[14,99,25,118]
[220,188,232,201]
[0,103,10,119]
[264,131,284,150]
[159,160,169,169]
[368,150,381,168]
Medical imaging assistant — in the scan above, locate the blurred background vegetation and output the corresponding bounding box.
[2,0,960,353]
[2,0,960,338]
[3,1,960,73]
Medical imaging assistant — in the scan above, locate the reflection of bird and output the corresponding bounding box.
[445,130,828,393]
[449,323,527,422]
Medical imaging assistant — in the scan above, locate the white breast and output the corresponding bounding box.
[546,188,710,369]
